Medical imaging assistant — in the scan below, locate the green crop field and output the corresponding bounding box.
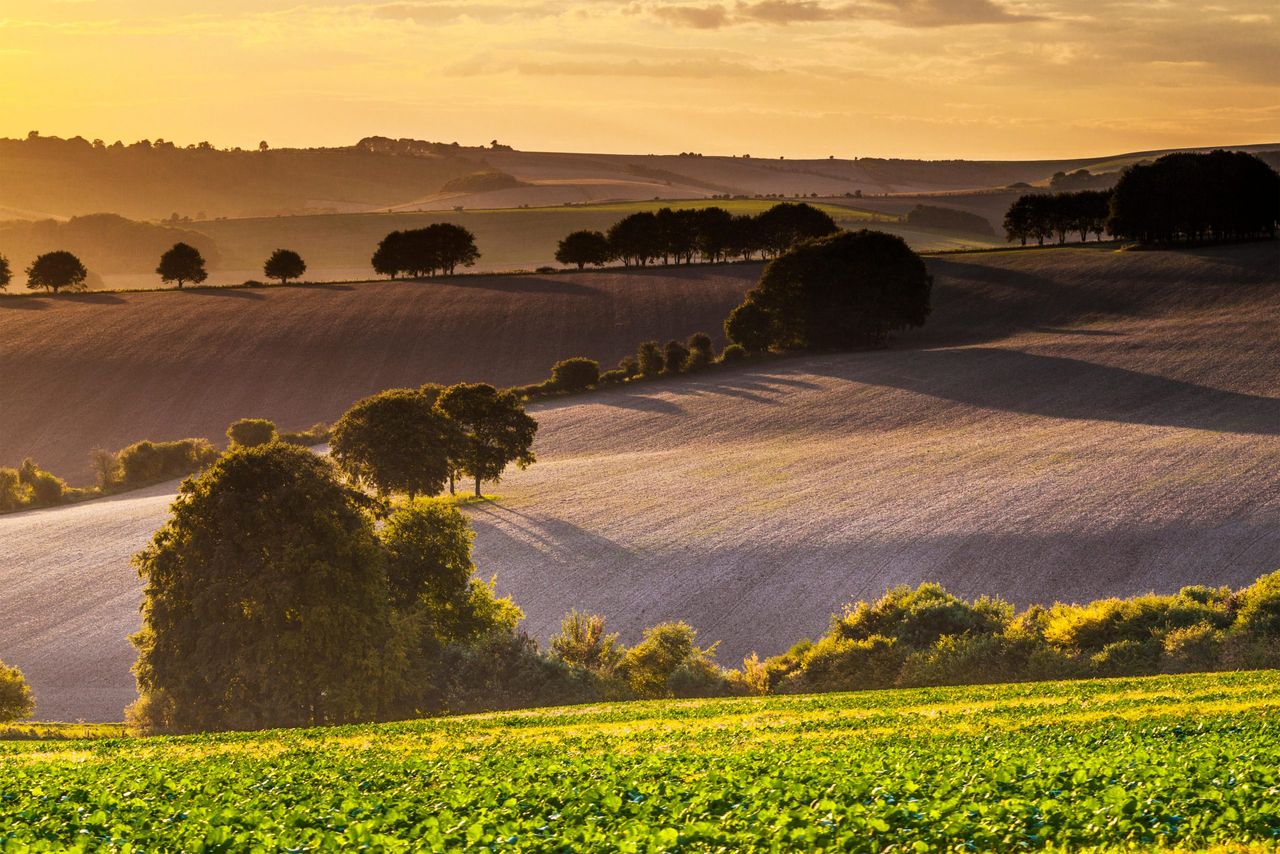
[3,671,1278,851]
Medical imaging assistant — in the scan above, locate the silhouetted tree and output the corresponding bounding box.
[656,207,698,264]
[1003,195,1034,246]
[26,251,88,293]
[426,223,481,274]
[263,249,306,284]
[686,332,714,370]
[331,388,456,499]
[550,357,600,391]
[435,383,537,497]
[663,339,690,374]
[736,229,931,350]
[728,215,763,260]
[724,299,772,353]
[371,225,481,278]
[607,212,663,266]
[156,242,208,289]
[755,203,840,256]
[0,255,10,291]
[636,340,665,376]
[555,230,611,269]
[695,207,735,263]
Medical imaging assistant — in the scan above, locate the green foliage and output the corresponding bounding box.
[597,368,629,385]
[278,422,331,447]
[113,438,219,489]
[379,500,475,612]
[25,250,87,293]
[17,459,65,507]
[130,444,393,732]
[1233,569,1280,638]
[549,357,600,391]
[554,230,611,269]
[636,341,663,377]
[331,388,455,498]
[742,229,932,350]
[662,339,690,375]
[551,610,623,677]
[263,248,306,284]
[435,383,537,497]
[155,241,208,288]
[371,224,480,277]
[226,417,277,449]
[724,299,771,352]
[836,583,1011,649]
[621,622,724,699]
[0,661,34,723]
[685,332,714,371]
[781,634,903,693]
[0,467,29,512]
[2,673,1280,849]
[717,343,748,364]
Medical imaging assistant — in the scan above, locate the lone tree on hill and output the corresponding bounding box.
[0,660,34,723]
[435,383,537,497]
[263,249,306,284]
[555,230,611,269]
[26,251,88,293]
[156,242,208,289]
[130,444,394,732]
[729,229,932,351]
[0,255,11,291]
[331,388,457,499]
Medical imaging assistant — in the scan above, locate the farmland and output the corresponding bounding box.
[3,242,1277,723]
[0,671,1278,849]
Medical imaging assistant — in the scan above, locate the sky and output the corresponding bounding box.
[0,0,1276,159]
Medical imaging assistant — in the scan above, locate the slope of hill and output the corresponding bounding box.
[1,672,1277,850]
[2,242,1276,722]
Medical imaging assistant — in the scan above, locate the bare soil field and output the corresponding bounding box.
[2,243,1277,722]
[0,265,760,483]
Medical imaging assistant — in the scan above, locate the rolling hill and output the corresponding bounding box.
[2,242,1276,722]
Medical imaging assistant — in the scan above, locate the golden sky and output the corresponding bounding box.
[1,0,1276,159]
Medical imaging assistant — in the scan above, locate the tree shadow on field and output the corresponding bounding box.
[434,275,600,297]
[288,282,354,292]
[467,503,637,568]
[806,347,1280,435]
[535,387,686,415]
[55,292,126,305]
[0,297,49,311]
[181,288,266,300]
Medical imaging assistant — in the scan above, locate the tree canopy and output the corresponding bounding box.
[0,255,11,291]
[730,229,932,351]
[371,224,480,278]
[555,230,611,269]
[25,251,87,293]
[435,383,537,497]
[155,242,208,288]
[0,660,34,723]
[330,388,456,499]
[263,249,306,284]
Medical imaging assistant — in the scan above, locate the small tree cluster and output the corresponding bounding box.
[0,459,68,512]
[263,249,306,284]
[25,251,88,293]
[371,224,480,278]
[1003,191,1111,246]
[726,230,932,352]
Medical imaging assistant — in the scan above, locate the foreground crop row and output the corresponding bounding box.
[2,671,1278,851]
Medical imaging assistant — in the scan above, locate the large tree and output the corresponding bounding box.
[435,383,537,497]
[130,444,394,732]
[555,230,611,269]
[606,212,663,267]
[755,202,839,257]
[156,242,208,289]
[263,248,306,284]
[371,225,480,278]
[25,251,87,293]
[331,388,456,498]
[734,229,932,351]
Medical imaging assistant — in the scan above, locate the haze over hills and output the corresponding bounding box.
[3,242,1277,722]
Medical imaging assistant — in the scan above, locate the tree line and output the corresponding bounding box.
[554,203,840,269]
[1003,150,1279,247]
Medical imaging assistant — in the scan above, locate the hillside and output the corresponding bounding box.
[1,672,1277,849]
[2,242,1277,722]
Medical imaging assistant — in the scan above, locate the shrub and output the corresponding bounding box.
[782,634,903,693]
[1089,639,1163,677]
[0,467,30,512]
[0,661,34,723]
[432,631,597,715]
[724,300,771,352]
[330,388,455,498]
[115,439,219,488]
[686,333,714,371]
[1161,623,1224,674]
[18,459,65,507]
[90,448,122,490]
[1043,590,1231,655]
[598,369,629,385]
[549,357,600,391]
[898,633,1042,688]
[836,583,1011,650]
[1233,570,1280,639]
[718,343,748,364]
[636,341,664,377]
[551,610,624,677]
[279,423,331,447]
[617,355,640,377]
[663,340,690,375]
[621,622,722,699]
[226,418,277,449]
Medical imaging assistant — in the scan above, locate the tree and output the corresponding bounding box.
[551,610,623,675]
[663,339,690,374]
[555,231,611,269]
[739,229,932,350]
[371,225,480,278]
[425,223,480,274]
[129,444,394,732]
[694,207,735,263]
[0,255,10,291]
[550,357,600,391]
[620,622,722,699]
[686,332,714,370]
[0,660,34,723]
[226,417,277,448]
[724,299,771,352]
[380,499,476,613]
[755,203,839,256]
[156,242,208,289]
[607,212,663,267]
[435,383,537,497]
[26,251,87,293]
[1002,196,1034,246]
[263,249,306,284]
[331,388,455,498]
[636,340,664,377]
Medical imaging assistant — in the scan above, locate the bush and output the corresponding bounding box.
[18,459,65,507]
[836,583,1011,650]
[782,634,903,693]
[550,357,600,391]
[636,341,664,377]
[1089,639,1162,677]
[724,300,771,352]
[617,355,640,377]
[1161,623,1224,674]
[115,439,219,488]
[686,333,714,371]
[551,610,623,677]
[0,467,30,512]
[432,631,597,715]
[598,369,629,385]
[226,418,277,449]
[330,388,455,498]
[898,633,1042,688]
[718,343,748,364]
[279,423,332,447]
[621,622,723,699]
[1233,570,1280,639]
[0,661,34,723]
[663,340,690,375]
[1043,589,1231,655]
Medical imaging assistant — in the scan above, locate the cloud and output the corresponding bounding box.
[645,0,1039,28]
[651,3,730,27]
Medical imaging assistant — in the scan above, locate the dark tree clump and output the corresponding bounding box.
[663,340,690,374]
[371,224,481,278]
[0,255,11,291]
[555,231,611,269]
[550,357,600,391]
[754,202,840,257]
[435,383,537,497]
[156,242,208,289]
[607,212,663,267]
[733,230,932,350]
[26,251,88,293]
[724,299,772,353]
[636,340,664,377]
[263,249,306,284]
[226,418,277,448]
[331,388,456,498]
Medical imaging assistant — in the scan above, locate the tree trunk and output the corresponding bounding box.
[474,477,482,498]
[449,472,455,495]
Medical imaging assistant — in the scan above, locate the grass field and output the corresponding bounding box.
[3,242,1277,724]
[1,671,1278,850]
